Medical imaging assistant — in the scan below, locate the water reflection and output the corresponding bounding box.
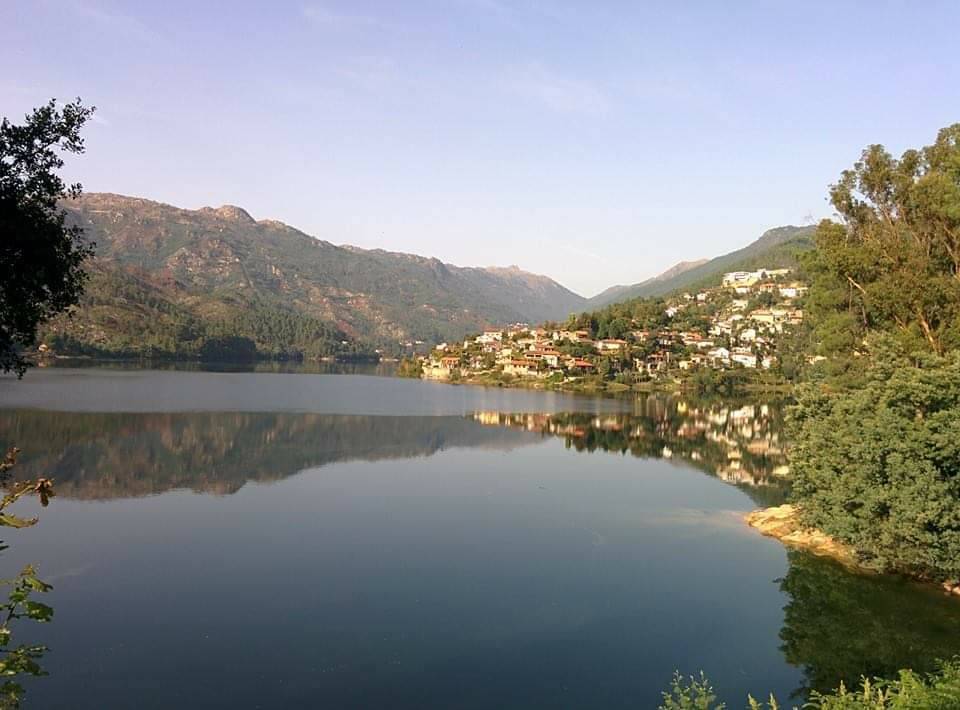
[0,412,540,498]
[2,395,958,706]
[778,550,960,698]
[474,397,791,506]
[0,397,789,505]
[36,358,397,377]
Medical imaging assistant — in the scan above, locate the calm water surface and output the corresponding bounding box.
[0,369,958,709]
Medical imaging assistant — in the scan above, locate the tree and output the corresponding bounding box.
[790,340,960,578]
[806,124,960,364]
[1,99,95,376]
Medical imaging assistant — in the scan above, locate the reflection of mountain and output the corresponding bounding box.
[0,412,539,500]
[473,396,791,505]
[779,550,960,698]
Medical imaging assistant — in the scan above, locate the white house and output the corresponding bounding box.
[597,339,628,352]
[707,347,731,364]
[731,348,757,368]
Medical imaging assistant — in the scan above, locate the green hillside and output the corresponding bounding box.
[40,193,587,359]
[584,225,815,309]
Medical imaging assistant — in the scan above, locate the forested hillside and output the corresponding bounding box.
[40,193,586,359]
[584,225,814,308]
[586,259,707,309]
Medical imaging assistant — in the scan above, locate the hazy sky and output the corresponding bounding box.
[3,1,959,296]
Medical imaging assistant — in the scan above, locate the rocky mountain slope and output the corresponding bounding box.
[46,194,586,357]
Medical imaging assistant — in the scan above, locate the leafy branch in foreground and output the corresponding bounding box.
[0,448,55,708]
[660,660,960,709]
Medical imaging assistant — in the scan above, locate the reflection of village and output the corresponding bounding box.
[474,397,790,490]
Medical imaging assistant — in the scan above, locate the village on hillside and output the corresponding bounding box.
[409,268,811,387]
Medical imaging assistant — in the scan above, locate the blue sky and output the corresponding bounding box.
[3,0,959,296]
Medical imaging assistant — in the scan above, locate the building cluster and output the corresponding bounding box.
[418,268,807,382]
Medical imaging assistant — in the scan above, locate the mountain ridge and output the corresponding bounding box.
[47,193,587,357]
[587,259,709,308]
[583,225,815,309]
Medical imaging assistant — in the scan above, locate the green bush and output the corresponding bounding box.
[789,341,960,578]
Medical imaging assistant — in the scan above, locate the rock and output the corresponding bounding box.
[745,505,862,570]
[748,508,960,600]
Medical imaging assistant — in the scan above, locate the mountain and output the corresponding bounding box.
[587,259,708,309]
[44,194,586,358]
[584,225,815,308]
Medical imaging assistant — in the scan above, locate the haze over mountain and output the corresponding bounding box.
[45,193,586,358]
[583,225,815,308]
[586,259,709,309]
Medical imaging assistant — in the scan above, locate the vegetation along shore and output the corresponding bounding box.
[407,125,960,610]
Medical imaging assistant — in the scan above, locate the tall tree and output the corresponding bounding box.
[0,99,95,376]
[806,124,960,361]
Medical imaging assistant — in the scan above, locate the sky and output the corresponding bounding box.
[3,1,959,296]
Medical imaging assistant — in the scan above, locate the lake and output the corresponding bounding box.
[1,368,958,708]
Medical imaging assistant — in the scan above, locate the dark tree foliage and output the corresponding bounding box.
[792,125,960,580]
[790,341,960,577]
[0,99,95,376]
[566,298,671,339]
[198,335,257,362]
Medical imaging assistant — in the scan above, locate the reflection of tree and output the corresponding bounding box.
[0,412,537,500]
[778,550,960,698]
[475,395,792,505]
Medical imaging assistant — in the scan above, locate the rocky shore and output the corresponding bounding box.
[745,504,864,569]
[746,504,960,598]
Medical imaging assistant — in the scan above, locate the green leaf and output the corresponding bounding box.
[21,577,51,594]
[23,602,53,623]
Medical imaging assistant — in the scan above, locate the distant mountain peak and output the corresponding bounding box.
[586,259,707,306]
[483,264,527,276]
[651,259,709,283]
[59,193,587,352]
[584,225,814,310]
[201,205,255,223]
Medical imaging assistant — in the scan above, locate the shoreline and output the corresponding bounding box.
[416,371,794,397]
[746,505,960,599]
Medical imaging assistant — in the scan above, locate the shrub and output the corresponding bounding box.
[789,341,960,578]
[660,660,960,709]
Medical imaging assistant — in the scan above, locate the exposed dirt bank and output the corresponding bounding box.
[746,504,960,598]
